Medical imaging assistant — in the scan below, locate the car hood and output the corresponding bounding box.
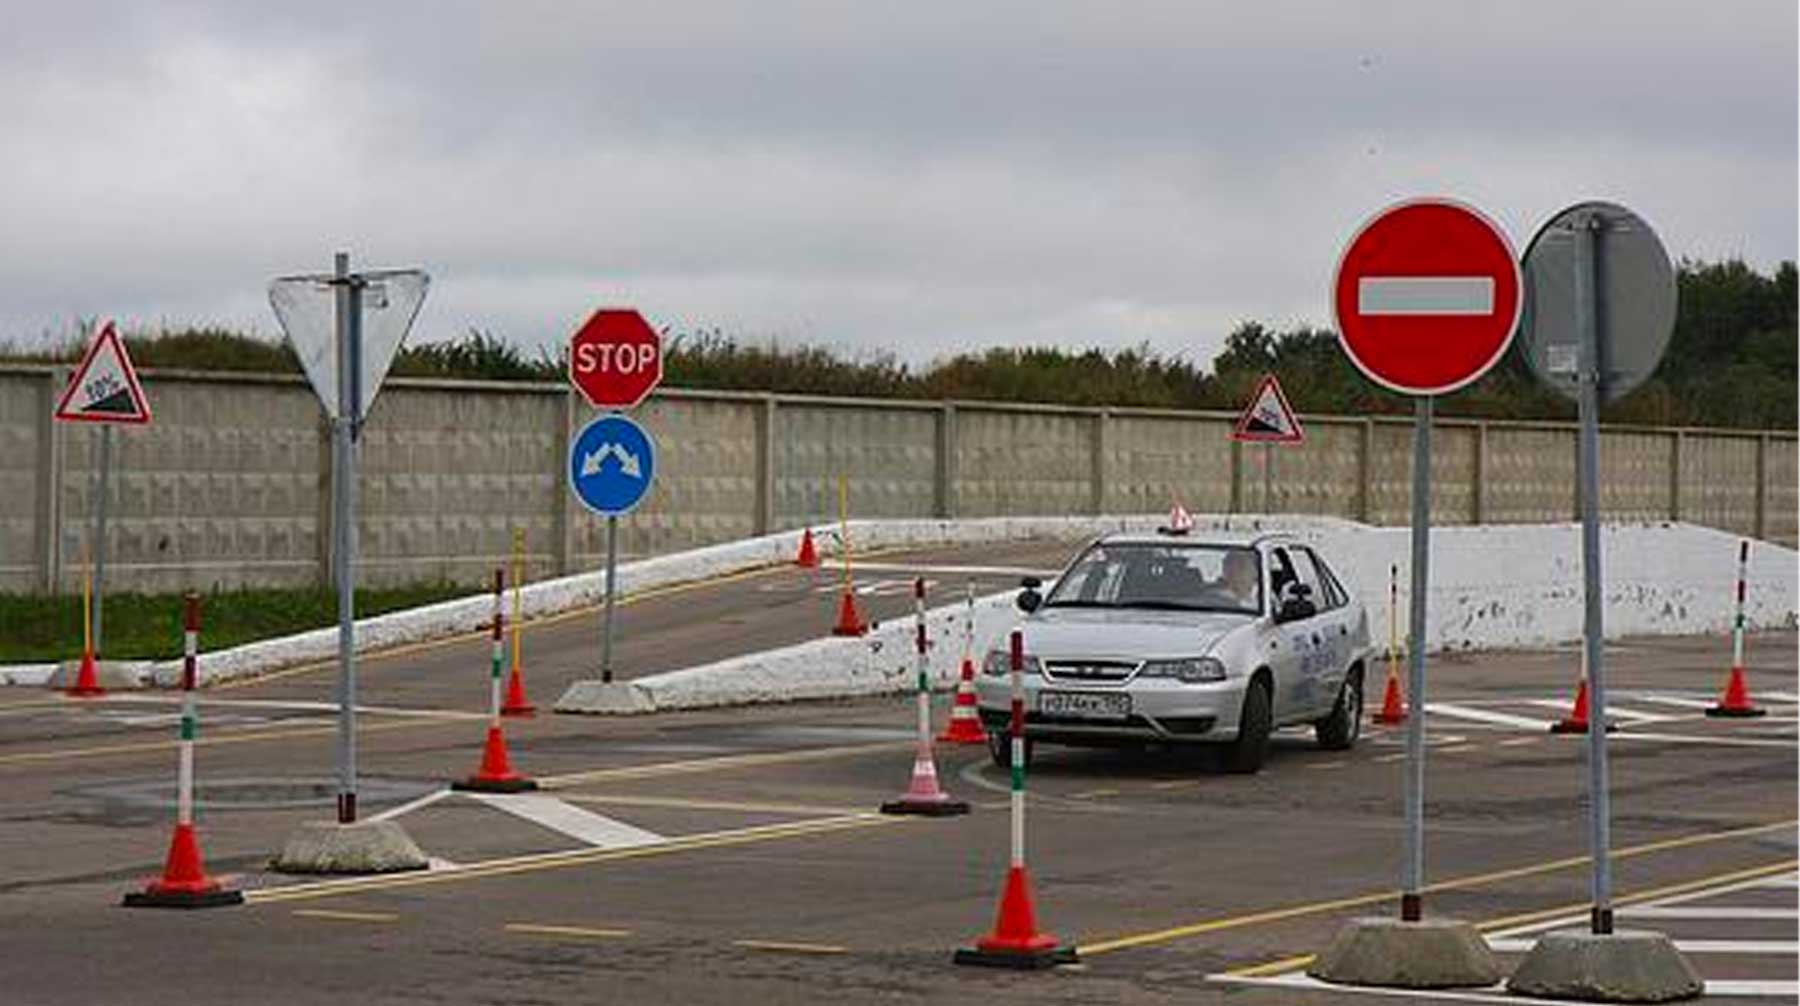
[1023,607,1253,661]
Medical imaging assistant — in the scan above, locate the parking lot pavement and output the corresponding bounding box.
[0,613,1791,1004]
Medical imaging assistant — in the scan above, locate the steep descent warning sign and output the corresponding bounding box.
[54,321,151,425]
[1231,374,1303,443]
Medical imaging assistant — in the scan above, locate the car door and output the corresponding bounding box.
[1293,547,1352,716]
[1264,546,1323,721]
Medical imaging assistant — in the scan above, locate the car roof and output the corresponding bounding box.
[1094,529,1300,549]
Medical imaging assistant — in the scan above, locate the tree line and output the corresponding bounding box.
[3,258,1791,428]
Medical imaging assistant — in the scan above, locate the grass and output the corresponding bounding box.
[0,582,473,662]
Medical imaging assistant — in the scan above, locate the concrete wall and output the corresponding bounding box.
[2,363,1793,593]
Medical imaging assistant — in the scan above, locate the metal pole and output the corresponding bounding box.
[1262,442,1273,513]
[92,424,112,652]
[1574,214,1614,935]
[333,250,361,825]
[1401,394,1432,922]
[511,528,525,678]
[601,515,618,684]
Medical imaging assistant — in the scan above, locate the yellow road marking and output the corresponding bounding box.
[1306,761,1346,770]
[539,741,910,788]
[1373,752,1405,763]
[1076,818,1795,956]
[247,813,906,905]
[1070,788,1119,799]
[293,909,400,923]
[733,939,848,955]
[0,716,445,768]
[1149,779,1195,790]
[556,792,864,817]
[1223,858,1800,978]
[505,923,632,940]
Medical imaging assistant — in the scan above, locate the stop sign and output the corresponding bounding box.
[569,308,663,409]
[1331,198,1522,396]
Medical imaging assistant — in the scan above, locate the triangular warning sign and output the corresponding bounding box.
[54,321,151,425]
[1230,374,1303,443]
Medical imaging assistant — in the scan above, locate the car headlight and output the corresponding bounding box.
[1139,657,1227,683]
[982,649,1042,677]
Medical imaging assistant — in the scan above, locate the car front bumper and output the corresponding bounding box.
[974,673,1249,744]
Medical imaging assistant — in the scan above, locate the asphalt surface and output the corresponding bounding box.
[0,537,1794,1006]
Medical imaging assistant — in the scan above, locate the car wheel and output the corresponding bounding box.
[987,730,1033,769]
[1224,678,1272,774]
[1315,668,1363,751]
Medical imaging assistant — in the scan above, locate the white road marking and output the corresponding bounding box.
[1630,694,1720,710]
[1611,731,1798,749]
[1488,938,1796,955]
[824,561,1056,578]
[100,694,486,721]
[1424,702,1551,731]
[369,788,451,822]
[1214,972,1796,1001]
[466,793,666,849]
[1523,699,1679,725]
[1620,906,1797,920]
[1759,691,1800,703]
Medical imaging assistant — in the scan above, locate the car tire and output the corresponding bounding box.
[1314,668,1363,751]
[1224,678,1272,774]
[987,730,1033,769]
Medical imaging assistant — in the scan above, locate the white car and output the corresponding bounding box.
[975,530,1374,774]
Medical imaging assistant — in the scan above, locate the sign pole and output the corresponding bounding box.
[332,250,363,825]
[92,424,113,652]
[1400,394,1431,922]
[1573,214,1614,935]
[601,514,618,684]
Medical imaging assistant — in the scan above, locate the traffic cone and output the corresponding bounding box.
[500,666,536,717]
[123,822,243,908]
[954,866,1077,969]
[1371,667,1406,725]
[830,587,866,636]
[452,726,537,793]
[66,647,105,697]
[939,658,988,744]
[795,527,819,568]
[1706,666,1766,718]
[1549,679,1613,734]
[1164,502,1194,534]
[880,749,970,816]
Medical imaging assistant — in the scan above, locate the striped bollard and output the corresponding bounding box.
[124,592,242,908]
[454,569,537,792]
[955,630,1075,969]
[882,578,968,815]
[1707,540,1765,718]
[939,580,987,744]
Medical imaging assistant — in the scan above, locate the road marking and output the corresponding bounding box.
[1149,779,1196,789]
[292,909,400,923]
[1437,744,1477,754]
[825,561,1055,578]
[1071,788,1119,799]
[369,788,452,823]
[538,741,910,788]
[466,793,665,848]
[1424,702,1551,731]
[1307,761,1346,770]
[1611,730,1797,749]
[1525,699,1678,725]
[732,940,849,955]
[1632,694,1719,710]
[1497,736,1540,747]
[1076,821,1795,956]
[245,813,905,905]
[0,716,445,769]
[1373,752,1405,763]
[1217,972,1798,1002]
[504,923,632,940]
[556,793,865,817]
[95,694,487,721]
[1760,691,1800,703]
[1620,906,1797,920]
[1488,937,1795,954]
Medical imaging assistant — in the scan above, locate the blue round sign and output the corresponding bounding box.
[568,413,657,516]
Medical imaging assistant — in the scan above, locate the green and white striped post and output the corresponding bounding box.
[1007,628,1026,863]
[489,567,505,723]
[177,593,200,830]
[881,577,968,815]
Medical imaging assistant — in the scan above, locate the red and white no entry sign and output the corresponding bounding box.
[1331,198,1522,396]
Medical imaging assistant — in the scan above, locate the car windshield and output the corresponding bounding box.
[1042,542,1262,615]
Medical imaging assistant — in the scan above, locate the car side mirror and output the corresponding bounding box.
[1016,588,1042,613]
[1276,584,1315,623]
[1020,576,1042,589]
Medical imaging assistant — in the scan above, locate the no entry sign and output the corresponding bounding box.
[1331,199,1521,396]
[569,308,663,409]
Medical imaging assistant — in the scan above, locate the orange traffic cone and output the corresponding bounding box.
[880,748,970,816]
[500,666,536,717]
[66,647,105,697]
[1706,666,1765,718]
[955,866,1077,969]
[795,528,819,568]
[1371,668,1406,725]
[830,587,866,637]
[939,658,988,744]
[452,726,537,793]
[123,822,242,908]
[1549,679,1613,734]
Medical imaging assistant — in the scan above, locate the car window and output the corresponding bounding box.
[1305,548,1350,609]
[1291,548,1340,610]
[1043,543,1261,614]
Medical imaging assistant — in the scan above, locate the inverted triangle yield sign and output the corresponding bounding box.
[268,267,429,422]
[54,320,152,425]
[1230,374,1304,443]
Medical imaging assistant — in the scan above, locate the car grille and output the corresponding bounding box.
[1041,660,1139,685]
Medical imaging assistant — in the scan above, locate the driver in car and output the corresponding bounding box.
[1218,549,1261,608]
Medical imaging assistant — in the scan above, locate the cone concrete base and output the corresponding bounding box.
[879,795,970,816]
[1704,705,1765,718]
[1308,917,1501,989]
[555,680,657,715]
[123,885,244,909]
[1506,929,1703,1003]
[452,775,538,793]
[953,944,1079,970]
[271,820,429,875]
[1550,719,1618,734]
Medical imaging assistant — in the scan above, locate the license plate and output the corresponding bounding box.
[1038,691,1131,719]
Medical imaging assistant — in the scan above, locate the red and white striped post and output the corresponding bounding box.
[453,569,537,792]
[939,580,987,744]
[955,629,1074,968]
[1707,540,1765,718]
[882,578,968,815]
[123,592,242,907]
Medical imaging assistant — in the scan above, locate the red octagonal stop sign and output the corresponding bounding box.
[1332,198,1521,396]
[569,308,663,409]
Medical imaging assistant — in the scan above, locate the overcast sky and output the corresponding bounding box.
[2,1,1793,367]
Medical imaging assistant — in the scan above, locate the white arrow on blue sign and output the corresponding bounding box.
[568,414,657,516]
